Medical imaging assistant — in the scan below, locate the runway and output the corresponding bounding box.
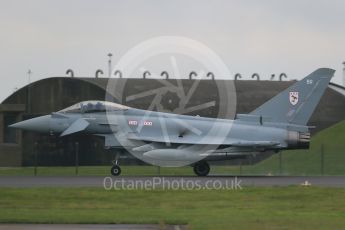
[0,175,344,187]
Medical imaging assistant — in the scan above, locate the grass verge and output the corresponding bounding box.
[0,187,344,229]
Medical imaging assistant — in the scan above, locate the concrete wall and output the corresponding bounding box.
[0,104,25,166]
[1,78,108,166]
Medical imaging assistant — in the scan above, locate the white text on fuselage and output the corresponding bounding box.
[128,120,153,126]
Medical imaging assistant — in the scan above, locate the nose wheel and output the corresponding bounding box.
[111,165,121,176]
[110,159,121,176]
[193,161,210,176]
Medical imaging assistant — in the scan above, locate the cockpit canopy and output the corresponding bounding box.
[59,101,130,113]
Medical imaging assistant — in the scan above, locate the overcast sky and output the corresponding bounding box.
[0,0,344,101]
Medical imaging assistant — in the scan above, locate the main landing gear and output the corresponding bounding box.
[193,161,210,176]
[110,159,121,176]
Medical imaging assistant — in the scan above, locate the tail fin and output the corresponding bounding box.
[250,68,335,125]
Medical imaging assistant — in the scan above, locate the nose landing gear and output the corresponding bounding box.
[110,159,121,176]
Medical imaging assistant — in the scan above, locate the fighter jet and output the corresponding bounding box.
[10,68,335,176]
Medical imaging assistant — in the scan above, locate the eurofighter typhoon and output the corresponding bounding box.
[10,68,334,176]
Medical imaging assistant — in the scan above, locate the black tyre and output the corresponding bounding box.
[110,165,121,176]
[193,161,210,176]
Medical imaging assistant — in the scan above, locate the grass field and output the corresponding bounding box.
[0,165,229,176]
[0,187,344,229]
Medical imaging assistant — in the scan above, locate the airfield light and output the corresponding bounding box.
[108,53,113,78]
[343,62,345,87]
[27,69,32,114]
[27,69,32,84]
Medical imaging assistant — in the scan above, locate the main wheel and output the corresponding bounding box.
[193,161,210,176]
[110,165,121,176]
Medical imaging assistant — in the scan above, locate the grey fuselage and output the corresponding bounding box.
[37,108,310,154]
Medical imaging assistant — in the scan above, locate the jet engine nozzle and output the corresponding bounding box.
[286,131,310,149]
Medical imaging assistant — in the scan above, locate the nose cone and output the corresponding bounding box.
[9,115,51,133]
